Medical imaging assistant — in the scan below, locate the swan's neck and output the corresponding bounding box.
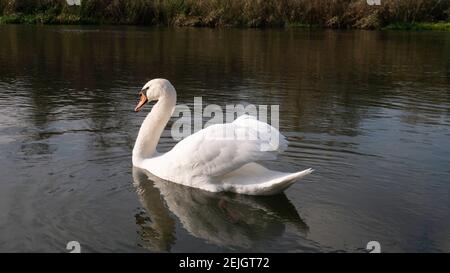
[133,94,176,165]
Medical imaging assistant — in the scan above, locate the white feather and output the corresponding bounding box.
[133,79,313,195]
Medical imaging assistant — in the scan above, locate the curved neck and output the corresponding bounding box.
[133,93,176,165]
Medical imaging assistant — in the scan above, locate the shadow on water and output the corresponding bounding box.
[132,167,309,252]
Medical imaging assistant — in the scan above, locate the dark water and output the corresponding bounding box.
[0,25,449,253]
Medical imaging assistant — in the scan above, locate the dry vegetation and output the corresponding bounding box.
[0,0,449,29]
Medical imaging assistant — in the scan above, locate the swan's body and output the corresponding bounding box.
[132,79,313,195]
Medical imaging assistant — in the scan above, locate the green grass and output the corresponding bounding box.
[384,22,450,31]
[2,12,450,32]
[286,22,319,28]
[0,14,21,24]
[0,13,108,25]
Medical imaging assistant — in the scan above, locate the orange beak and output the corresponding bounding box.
[134,92,148,112]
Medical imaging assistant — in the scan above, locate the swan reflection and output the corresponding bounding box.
[133,167,309,251]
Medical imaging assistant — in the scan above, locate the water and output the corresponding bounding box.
[0,25,449,253]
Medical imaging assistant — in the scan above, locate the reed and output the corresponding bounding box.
[1,0,449,29]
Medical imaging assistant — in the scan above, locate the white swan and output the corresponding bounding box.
[132,79,313,195]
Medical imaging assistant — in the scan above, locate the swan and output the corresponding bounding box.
[132,79,313,195]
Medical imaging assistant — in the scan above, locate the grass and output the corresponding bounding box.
[0,13,103,24]
[286,22,320,29]
[0,0,449,30]
[384,22,450,31]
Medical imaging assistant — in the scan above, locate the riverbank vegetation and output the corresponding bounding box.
[1,0,449,30]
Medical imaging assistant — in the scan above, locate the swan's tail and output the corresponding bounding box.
[253,168,314,196]
[220,163,314,196]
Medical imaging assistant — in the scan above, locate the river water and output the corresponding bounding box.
[0,25,449,252]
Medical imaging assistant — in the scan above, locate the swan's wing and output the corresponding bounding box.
[166,115,288,178]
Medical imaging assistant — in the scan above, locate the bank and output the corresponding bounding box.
[1,0,449,31]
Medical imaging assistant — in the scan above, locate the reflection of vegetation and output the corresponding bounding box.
[0,0,449,29]
[1,25,449,137]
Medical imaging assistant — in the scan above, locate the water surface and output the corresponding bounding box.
[0,25,449,252]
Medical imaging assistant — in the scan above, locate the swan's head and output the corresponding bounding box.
[135,78,176,112]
